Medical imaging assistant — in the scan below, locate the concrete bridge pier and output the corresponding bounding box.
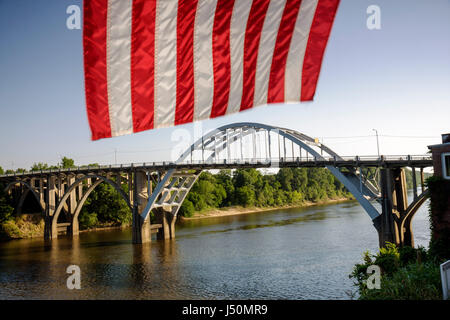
[168,209,176,240]
[44,176,57,240]
[154,207,176,240]
[132,212,152,244]
[68,215,79,237]
[375,168,416,248]
[155,208,169,240]
[132,171,151,244]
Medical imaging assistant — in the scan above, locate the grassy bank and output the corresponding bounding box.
[0,214,45,240]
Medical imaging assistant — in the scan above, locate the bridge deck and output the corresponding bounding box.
[0,155,432,180]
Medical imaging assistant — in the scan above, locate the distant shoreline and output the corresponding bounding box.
[179,197,353,221]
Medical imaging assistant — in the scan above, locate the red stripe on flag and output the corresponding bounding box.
[240,0,271,111]
[210,0,235,118]
[301,0,339,101]
[130,0,156,132]
[268,0,302,103]
[175,0,198,125]
[83,0,111,140]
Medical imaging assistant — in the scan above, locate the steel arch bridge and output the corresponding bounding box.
[0,122,432,247]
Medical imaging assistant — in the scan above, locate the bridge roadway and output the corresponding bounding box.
[0,155,432,179]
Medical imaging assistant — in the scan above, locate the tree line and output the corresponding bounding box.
[179,167,352,217]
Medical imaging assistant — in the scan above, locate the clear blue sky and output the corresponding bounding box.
[0,0,449,170]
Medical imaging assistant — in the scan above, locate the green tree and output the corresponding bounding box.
[276,168,294,191]
[235,185,255,207]
[30,162,49,172]
[61,157,75,169]
[216,170,235,206]
[0,166,3,175]
[0,186,14,224]
[176,167,351,217]
[179,199,195,217]
[291,168,308,193]
[79,183,131,229]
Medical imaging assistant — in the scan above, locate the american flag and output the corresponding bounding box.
[83,0,340,140]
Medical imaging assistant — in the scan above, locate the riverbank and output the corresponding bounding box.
[0,215,128,240]
[0,214,44,240]
[180,197,353,221]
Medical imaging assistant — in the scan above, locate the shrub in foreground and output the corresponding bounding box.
[350,243,442,300]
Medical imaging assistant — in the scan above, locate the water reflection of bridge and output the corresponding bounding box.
[0,123,432,247]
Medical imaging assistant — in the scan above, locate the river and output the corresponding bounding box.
[0,194,430,300]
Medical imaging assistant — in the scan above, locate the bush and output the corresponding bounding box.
[0,187,14,224]
[0,215,45,239]
[0,203,13,224]
[359,262,442,300]
[374,242,400,276]
[350,244,442,300]
[0,220,21,239]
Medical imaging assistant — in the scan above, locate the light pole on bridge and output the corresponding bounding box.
[372,129,380,158]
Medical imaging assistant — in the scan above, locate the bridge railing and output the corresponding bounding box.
[0,155,433,178]
[175,154,432,164]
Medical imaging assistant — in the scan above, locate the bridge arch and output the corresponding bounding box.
[52,174,132,233]
[173,122,381,221]
[3,180,45,215]
[177,122,342,163]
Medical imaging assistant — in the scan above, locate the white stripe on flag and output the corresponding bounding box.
[193,0,218,122]
[285,0,318,102]
[253,0,287,107]
[154,0,178,129]
[106,0,133,136]
[226,0,253,115]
